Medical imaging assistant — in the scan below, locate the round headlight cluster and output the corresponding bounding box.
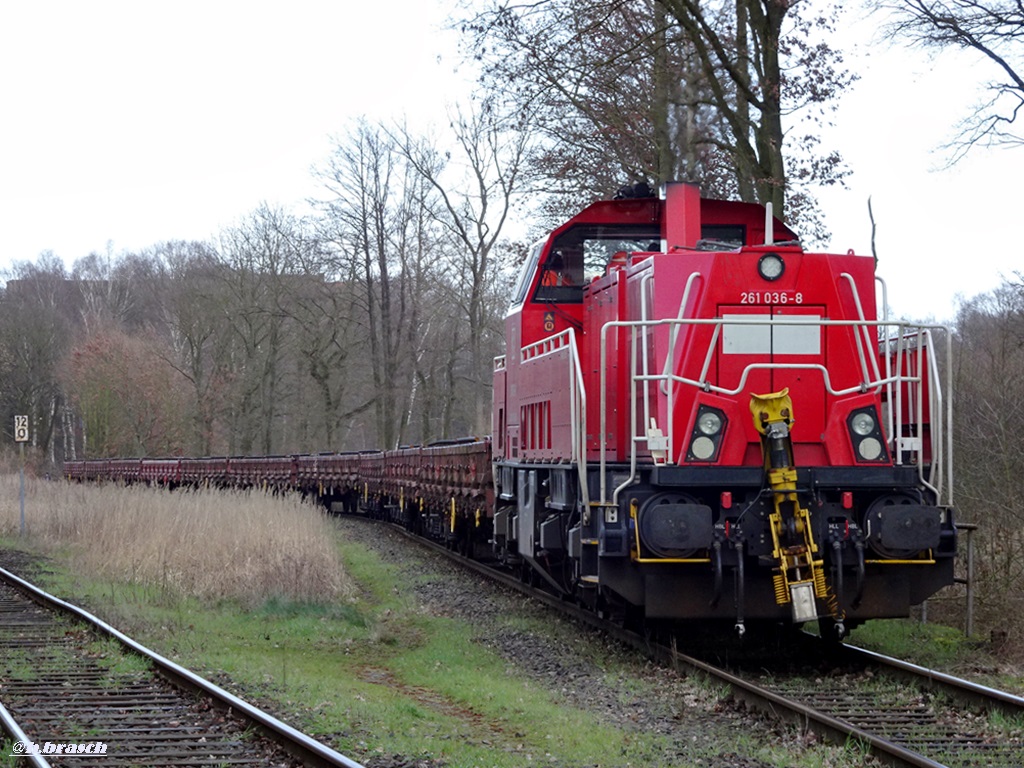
[687,406,727,462]
[848,407,887,463]
[758,253,785,281]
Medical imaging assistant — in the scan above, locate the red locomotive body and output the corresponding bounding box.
[492,182,956,635]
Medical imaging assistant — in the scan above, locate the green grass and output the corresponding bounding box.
[85,636,153,679]
[13,535,686,766]
[2,647,42,681]
[0,742,19,768]
[258,596,367,626]
[987,708,1024,733]
[846,618,977,668]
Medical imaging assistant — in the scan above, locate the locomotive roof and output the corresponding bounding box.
[555,192,799,249]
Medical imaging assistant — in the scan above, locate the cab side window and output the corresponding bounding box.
[511,243,544,306]
[534,246,583,303]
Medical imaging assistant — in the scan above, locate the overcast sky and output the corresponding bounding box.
[1,1,1020,322]
[0,0,464,269]
[815,8,1023,322]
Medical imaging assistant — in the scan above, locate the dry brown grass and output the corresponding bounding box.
[0,475,352,606]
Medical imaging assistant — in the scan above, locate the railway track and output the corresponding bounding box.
[0,565,364,768]
[710,643,1024,768]
[389,520,1024,768]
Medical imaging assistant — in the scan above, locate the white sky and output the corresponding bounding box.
[1,1,1020,322]
[817,6,1023,322]
[0,0,464,268]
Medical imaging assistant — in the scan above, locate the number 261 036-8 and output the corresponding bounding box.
[740,291,803,305]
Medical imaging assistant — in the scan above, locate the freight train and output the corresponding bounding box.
[66,182,958,640]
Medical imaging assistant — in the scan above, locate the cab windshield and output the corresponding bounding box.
[533,224,661,303]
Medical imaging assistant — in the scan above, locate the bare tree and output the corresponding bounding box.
[111,251,172,332]
[0,255,75,464]
[72,244,135,332]
[274,228,376,449]
[463,0,720,205]
[316,122,428,449]
[217,204,305,454]
[156,241,234,455]
[657,0,854,222]
[391,106,529,436]
[877,0,1024,160]
[463,0,853,234]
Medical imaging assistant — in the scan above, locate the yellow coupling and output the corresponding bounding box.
[750,389,826,622]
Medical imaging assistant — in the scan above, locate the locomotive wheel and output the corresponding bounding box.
[818,616,847,644]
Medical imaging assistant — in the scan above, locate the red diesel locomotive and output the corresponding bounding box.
[490,182,955,638]
[65,182,957,639]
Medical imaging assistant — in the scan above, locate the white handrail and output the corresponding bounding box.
[517,327,590,509]
[840,272,884,389]
[568,329,590,510]
[597,313,952,507]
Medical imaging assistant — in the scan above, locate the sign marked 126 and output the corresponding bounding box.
[14,415,28,442]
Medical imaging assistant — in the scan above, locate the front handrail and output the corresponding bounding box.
[839,272,885,394]
[517,327,590,510]
[598,314,952,508]
[568,330,590,510]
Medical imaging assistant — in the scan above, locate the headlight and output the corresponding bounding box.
[687,406,728,462]
[851,412,875,436]
[698,411,723,436]
[690,436,716,460]
[857,437,883,461]
[758,253,785,281]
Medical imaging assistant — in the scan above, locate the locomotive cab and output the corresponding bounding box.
[492,182,957,636]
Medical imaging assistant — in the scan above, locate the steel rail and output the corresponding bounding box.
[661,651,950,768]
[0,698,51,768]
[0,565,364,768]
[838,641,1024,718]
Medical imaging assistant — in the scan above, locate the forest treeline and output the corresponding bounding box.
[0,120,524,462]
[945,281,1024,640]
